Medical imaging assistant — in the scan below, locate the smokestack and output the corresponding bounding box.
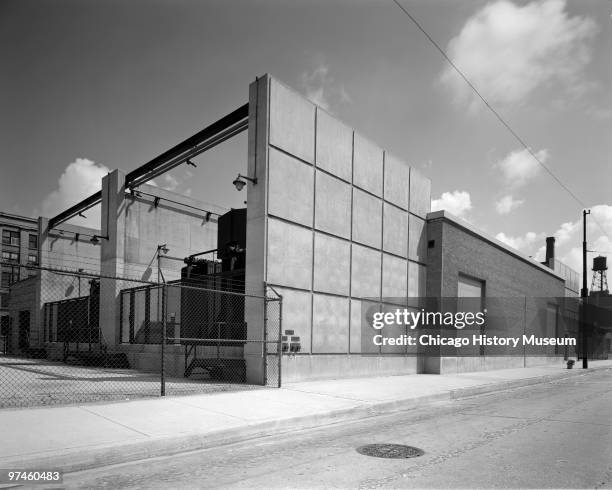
[545,237,555,268]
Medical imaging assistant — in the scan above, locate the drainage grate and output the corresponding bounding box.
[356,444,424,459]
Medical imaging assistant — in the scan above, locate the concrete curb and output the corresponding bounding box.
[2,365,609,474]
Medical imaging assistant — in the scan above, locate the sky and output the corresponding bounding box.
[1,0,611,279]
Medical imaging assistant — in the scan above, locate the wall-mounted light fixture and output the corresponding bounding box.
[154,196,161,208]
[232,174,257,191]
[89,235,109,245]
[186,159,197,167]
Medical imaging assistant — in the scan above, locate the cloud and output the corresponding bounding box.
[148,173,182,192]
[495,195,524,215]
[495,231,544,251]
[301,63,352,112]
[41,158,109,227]
[495,148,548,188]
[162,174,179,191]
[554,205,612,278]
[440,0,597,110]
[431,190,472,217]
[496,205,612,286]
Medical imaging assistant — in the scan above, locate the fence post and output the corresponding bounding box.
[263,295,268,386]
[161,283,167,396]
[278,295,283,388]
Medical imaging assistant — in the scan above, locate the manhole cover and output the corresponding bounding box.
[356,444,424,459]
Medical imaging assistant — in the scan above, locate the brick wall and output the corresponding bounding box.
[426,214,564,298]
[425,212,567,373]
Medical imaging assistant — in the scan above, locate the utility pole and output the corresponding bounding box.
[581,209,590,369]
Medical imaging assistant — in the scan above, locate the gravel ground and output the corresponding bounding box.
[0,355,265,409]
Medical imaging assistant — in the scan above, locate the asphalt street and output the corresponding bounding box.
[64,369,612,489]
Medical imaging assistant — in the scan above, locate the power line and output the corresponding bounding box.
[391,0,610,241]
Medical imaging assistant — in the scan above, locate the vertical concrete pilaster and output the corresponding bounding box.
[245,75,270,384]
[99,169,126,346]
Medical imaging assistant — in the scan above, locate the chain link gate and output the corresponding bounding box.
[0,262,282,408]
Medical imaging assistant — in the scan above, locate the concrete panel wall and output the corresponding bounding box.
[352,189,382,249]
[268,148,313,227]
[312,293,349,353]
[245,75,431,381]
[274,286,312,353]
[353,133,383,195]
[408,261,427,297]
[119,183,220,282]
[314,171,351,239]
[99,171,224,346]
[351,244,381,299]
[384,153,410,210]
[269,80,315,164]
[40,221,101,274]
[382,254,408,298]
[409,168,431,219]
[409,214,427,263]
[266,218,313,290]
[383,203,408,257]
[316,110,352,181]
[313,233,350,296]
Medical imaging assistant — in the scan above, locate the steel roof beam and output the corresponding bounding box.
[47,102,249,230]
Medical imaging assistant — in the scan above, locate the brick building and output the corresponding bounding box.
[425,211,576,374]
[0,212,39,351]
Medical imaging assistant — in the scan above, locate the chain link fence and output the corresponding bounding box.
[357,296,611,362]
[0,262,282,408]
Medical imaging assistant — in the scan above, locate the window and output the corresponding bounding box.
[1,269,19,288]
[28,234,38,250]
[27,253,38,265]
[1,251,19,263]
[0,292,8,308]
[1,272,11,288]
[2,230,19,246]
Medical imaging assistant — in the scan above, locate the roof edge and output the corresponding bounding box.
[426,210,565,281]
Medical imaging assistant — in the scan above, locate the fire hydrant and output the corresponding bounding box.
[567,359,575,369]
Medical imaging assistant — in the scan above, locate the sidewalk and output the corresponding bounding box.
[1,360,611,473]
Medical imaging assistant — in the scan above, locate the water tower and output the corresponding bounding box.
[590,255,609,296]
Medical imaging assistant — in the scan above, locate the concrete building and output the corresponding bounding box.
[244,76,430,382]
[4,74,583,382]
